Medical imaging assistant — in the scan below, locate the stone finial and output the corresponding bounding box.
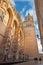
[3,0,10,4]
[0,0,10,3]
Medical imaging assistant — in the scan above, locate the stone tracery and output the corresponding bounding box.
[0,0,24,61]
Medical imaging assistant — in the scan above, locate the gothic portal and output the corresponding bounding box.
[0,0,24,61]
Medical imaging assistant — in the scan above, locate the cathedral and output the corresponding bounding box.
[0,0,39,62]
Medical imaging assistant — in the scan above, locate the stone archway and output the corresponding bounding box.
[7,8,13,29]
[14,20,18,35]
[19,29,24,60]
[3,8,13,43]
[0,7,13,61]
[11,20,19,61]
[11,20,18,50]
[20,30,24,52]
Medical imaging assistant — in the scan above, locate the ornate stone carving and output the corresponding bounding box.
[0,9,4,22]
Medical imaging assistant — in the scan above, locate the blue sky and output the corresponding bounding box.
[10,0,43,53]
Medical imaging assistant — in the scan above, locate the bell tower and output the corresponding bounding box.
[23,13,38,57]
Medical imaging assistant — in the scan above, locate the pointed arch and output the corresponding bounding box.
[14,20,18,36]
[7,8,13,30]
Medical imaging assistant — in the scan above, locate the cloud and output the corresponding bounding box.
[20,6,26,21]
[10,0,16,7]
[35,24,38,29]
[21,15,25,21]
[37,38,42,53]
[20,6,26,14]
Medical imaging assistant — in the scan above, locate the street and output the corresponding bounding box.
[13,61,43,65]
